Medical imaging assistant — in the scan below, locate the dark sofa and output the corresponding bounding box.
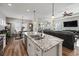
[43,29,75,50]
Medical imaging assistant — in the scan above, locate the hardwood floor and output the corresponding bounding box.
[62,46,79,56]
[4,37,27,56]
[3,37,79,56]
[62,40,79,56]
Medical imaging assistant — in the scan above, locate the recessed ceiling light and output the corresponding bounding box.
[8,3,12,7]
[26,9,30,12]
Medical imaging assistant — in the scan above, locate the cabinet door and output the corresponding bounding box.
[27,38,34,56]
[43,46,57,56]
[34,44,42,56]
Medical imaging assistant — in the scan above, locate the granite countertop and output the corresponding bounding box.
[24,32,63,52]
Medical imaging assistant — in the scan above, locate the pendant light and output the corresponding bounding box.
[33,9,37,34]
[51,3,55,30]
[21,16,23,27]
[51,3,54,19]
[21,16,24,31]
[22,16,23,25]
[33,10,36,21]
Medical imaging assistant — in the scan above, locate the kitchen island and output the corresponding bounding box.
[0,34,6,55]
[24,32,63,56]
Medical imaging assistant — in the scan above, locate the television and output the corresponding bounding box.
[64,20,78,27]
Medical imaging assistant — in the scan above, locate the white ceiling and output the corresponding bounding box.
[0,3,78,20]
[54,3,79,18]
[54,3,73,16]
[0,3,52,20]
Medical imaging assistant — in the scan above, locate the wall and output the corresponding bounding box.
[62,16,79,31]
[37,18,53,30]
[6,17,22,34]
[54,3,79,31]
[54,15,79,31]
[54,4,79,18]
[6,17,32,34]
[54,19,62,31]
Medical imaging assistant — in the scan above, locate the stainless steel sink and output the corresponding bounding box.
[30,35,44,40]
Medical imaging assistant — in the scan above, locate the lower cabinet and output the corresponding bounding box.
[34,44,42,56]
[27,38,42,56]
[43,46,57,56]
[0,34,6,55]
[27,37,62,56]
[27,38,35,56]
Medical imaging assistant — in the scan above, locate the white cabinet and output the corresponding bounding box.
[27,37,62,56]
[0,34,6,55]
[43,43,62,56]
[43,46,57,56]
[27,38,35,56]
[27,38,42,56]
[34,43,42,56]
[0,34,6,49]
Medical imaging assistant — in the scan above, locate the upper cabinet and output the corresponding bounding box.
[0,12,6,31]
